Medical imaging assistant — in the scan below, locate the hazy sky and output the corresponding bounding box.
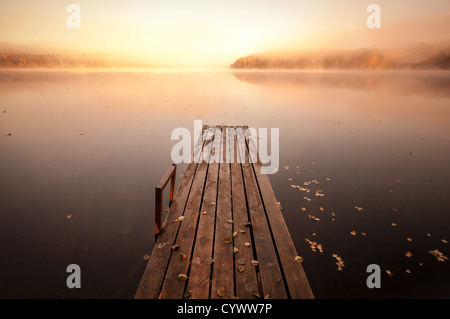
[1,0,449,67]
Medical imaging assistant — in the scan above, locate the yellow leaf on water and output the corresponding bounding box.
[217,287,226,297]
[143,254,150,261]
[355,206,363,212]
[405,251,413,258]
[350,231,356,236]
[66,214,72,219]
[386,270,394,277]
[406,269,411,274]
[442,239,448,244]
[407,238,412,242]
[428,249,448,262]
[392,223,398,227]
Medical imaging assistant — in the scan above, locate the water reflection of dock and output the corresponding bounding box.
[135,125,313,299]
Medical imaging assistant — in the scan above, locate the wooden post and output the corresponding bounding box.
[155,164,177,240]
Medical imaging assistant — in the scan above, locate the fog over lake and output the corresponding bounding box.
[0,69,449,298]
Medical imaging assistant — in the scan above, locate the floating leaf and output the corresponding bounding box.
[350,231,356,236]
[301,207,307,211]
[354,206,363,212]
[392,223,398,227]
[442,239,448,244]
[407,238,413,242]
[392,208,399,212]
[406,269,411,274]
[405,251,413,258]
[386,270,394,277]
[143,254,150,260]
[315,190,324,197]
[177,274,188,281]
[319,206,324,211]
[361,232,367,236]
[294,256,304,263]
[66,214,72,219]
[428,249,448,262]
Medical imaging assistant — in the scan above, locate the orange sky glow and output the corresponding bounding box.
[1,0,449,67]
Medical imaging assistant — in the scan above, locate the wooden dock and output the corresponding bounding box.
[135,125,313,299]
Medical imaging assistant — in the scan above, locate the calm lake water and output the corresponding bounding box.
[0,69,449,298]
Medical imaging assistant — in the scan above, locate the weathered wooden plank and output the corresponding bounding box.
[158,128,214,299]
[135,161,198,299]
[185,128,221,298]
[251,153,314,299]
[240,134,288,299]
[230,127,260,299]
[211,126,235,299]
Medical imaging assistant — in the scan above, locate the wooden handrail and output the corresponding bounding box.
[155,164,176,240]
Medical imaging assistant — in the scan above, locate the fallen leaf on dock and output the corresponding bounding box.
[294,256,304,263]
[238,265,245,273]
[179,253,187,260]
[251,260,259,266]
[171,244,180,250]
[227,219,234,224]
[224,237,232,244]
[244,242,251,247]
[177,274,188,281]
[233,247,239,253]
[175,216,185,222]
[217,287,226,297]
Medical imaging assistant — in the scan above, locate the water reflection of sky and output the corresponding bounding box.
[0,70,449,298]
